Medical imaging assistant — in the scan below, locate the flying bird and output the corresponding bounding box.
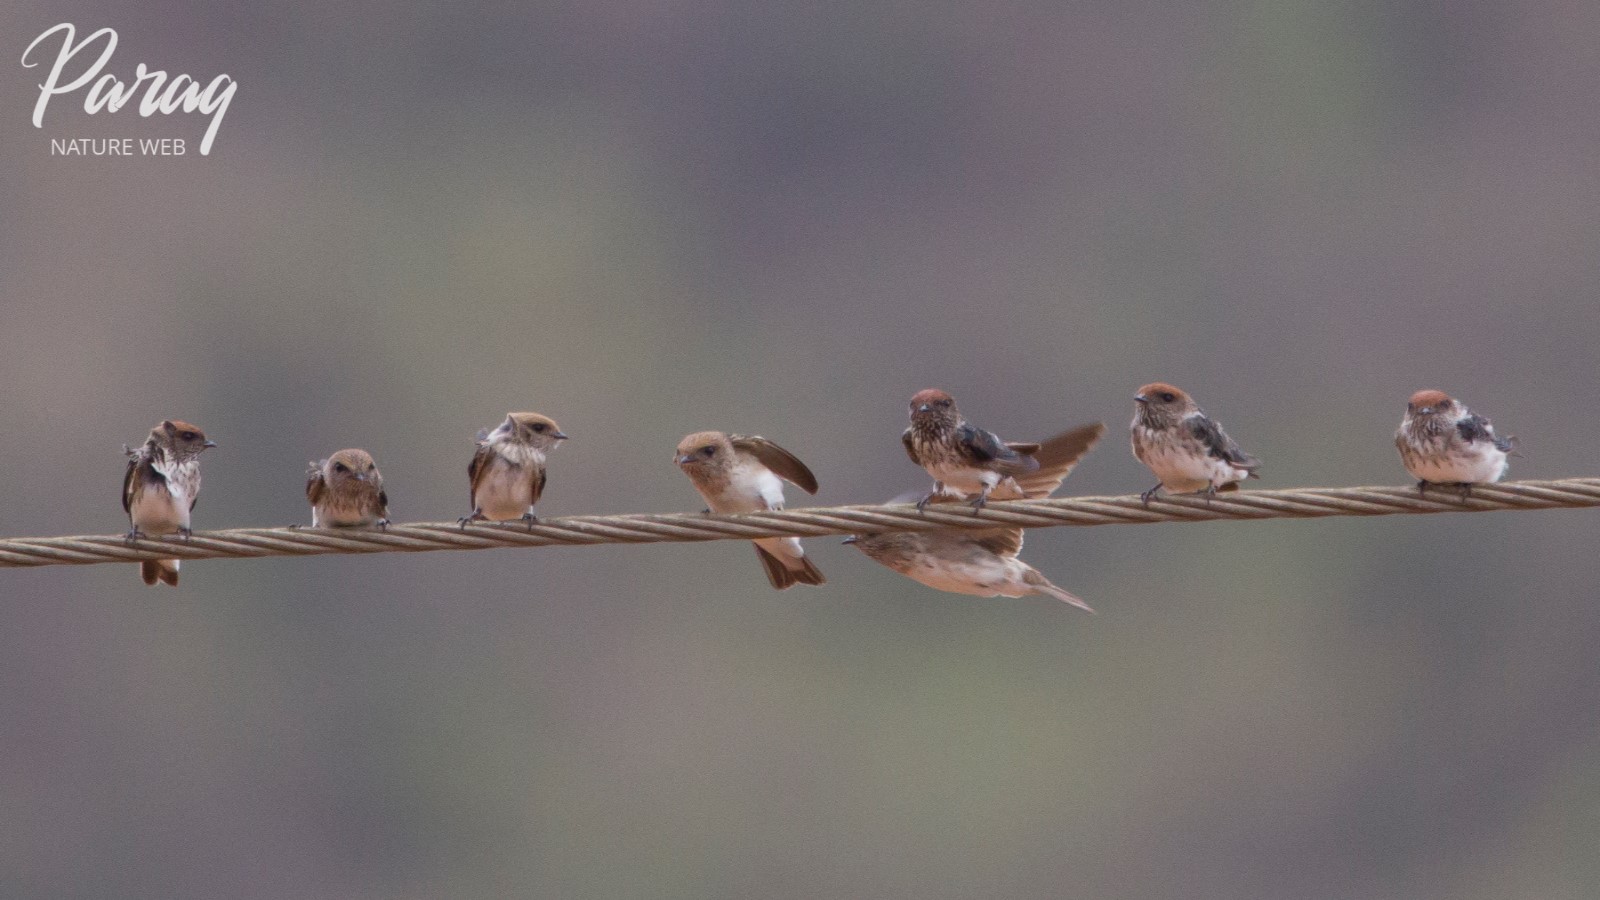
[1130,382,1259,503]
[1395,389,1515,495]
[122,419,217,586]
[461,412,567,528]
[675,431,825,590]
[902,389,1040,509]
[847,422,1105,611]
[306,449,390,528]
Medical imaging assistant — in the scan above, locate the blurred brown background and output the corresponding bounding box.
[2,1,1598,897]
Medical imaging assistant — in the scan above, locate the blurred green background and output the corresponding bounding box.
[3,1,1599,897]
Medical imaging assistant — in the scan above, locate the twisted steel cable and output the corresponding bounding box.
[2,477,1597,572]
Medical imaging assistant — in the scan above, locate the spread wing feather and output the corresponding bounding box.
[955,424,1040,476]
[732,435,819,494]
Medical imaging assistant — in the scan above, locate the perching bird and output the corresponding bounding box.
[461,412,567,528]
[1395,389,1515,495]
[1130,382,1259,503]
[674,431,825,590]
[846,422,1106,611]
[122,419,217,586]
[901,389,1040,509]
[305,448,389,528]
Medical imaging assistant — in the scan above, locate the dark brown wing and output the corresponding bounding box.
[970,527,1024,558]
[529,467,547,506]
[467,443,495,507]
[121,455,141,516]
[901,428,921,466]
[731,435,819,494]
[305,466,326,507]
[1010,423,1107,499]
[1187,414,1260,470]
[954,423,1040,476]
[1458,414,1516,452]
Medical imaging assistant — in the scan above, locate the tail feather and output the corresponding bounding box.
[1023,567,1091,613]
[753,544,825,590]
[141,558,180,587]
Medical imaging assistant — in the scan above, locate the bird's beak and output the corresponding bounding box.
[202,440,218,448]
[1134,394,1149,404]
[1417,407,1433,415]
[917,404,932,413]
[553,432,569,441]
[841,536,858,545]
[352,472,368,482]
[675,454,694,465]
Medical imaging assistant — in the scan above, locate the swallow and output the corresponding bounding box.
[305,448,389,528]
[1130,383,1259,503]
[844,527,1092,612]
[902,389,1040,510]
[460,412,567,528]
[121,419,217,586]
[845,422,1105,611]
[675,431,825,589]
[1395,389,1515,496]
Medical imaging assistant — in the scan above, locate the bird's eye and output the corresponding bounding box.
[334,462,348,473]
[1160,392,1176,403]
[702,446,715,457]
[180,431,197,440]
[937,399,951,407]
[1437,399,1452,409]
[532,422,546,432]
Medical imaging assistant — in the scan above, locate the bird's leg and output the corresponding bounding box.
[916,482,946,512]
[968,484,992,511]
[458,509,486,529]
[178,527,193,541]
[521,511,538,531]
[1417,479,1431,497]
[1456,482,1473,501]
[1201,482,1219,506]
[376,518,390,532]
[124,526,145,543]
[1139,483,1163,506]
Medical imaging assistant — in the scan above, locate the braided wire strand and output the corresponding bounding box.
[3,477,1597,570]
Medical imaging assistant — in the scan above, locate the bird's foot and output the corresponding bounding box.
[178,527,193,541]
[377,518,390,531]
[124,527,144,544]
[1417,480,1431,497]
[522,511,538,531]
[1139,484,1162,506]
[968,492,989,512]
[1456,482,1473,501]
[458,511,485,530]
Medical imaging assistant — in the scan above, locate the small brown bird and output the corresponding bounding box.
[902,389,1040,509]
[1130,383,1259,503]
[1396,390,1515,495]
[121,419,217,586]
[305,449,389,529]
[675,431,825,590]
[461,412,567,528]
[846,422,1106,611]
[845,528,1093,612]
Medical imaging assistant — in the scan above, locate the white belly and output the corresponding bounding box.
[1140,442,1247,493]
[475,459,536,520]
[925,461,999,497]
[130,484,188,533]
[901,553,1029,599]
[1406,447,1508,484]
[708,465,786,513]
